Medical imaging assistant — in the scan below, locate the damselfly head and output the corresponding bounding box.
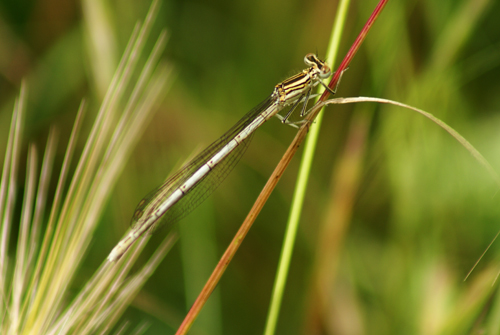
[304,53,332,79]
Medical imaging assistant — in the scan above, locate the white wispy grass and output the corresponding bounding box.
[0,1,176,333]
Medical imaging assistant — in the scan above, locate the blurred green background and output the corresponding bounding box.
[2,0,500,334]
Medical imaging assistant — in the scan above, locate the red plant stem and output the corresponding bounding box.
[175,129,306,335]
[319,0,389,103]
[175,1,389,334]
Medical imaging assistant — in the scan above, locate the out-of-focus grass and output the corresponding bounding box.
[1,0,500,334]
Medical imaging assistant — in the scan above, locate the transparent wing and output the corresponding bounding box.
[131,95,276,233]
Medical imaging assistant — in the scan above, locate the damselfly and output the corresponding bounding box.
[108,53,335,262]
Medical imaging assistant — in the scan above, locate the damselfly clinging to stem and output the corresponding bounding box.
[108,53,336,262]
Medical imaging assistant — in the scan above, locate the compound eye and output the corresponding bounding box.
[319,65,331,79]
[304,53,317,67]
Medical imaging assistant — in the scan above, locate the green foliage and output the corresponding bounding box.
[1,0,500,334]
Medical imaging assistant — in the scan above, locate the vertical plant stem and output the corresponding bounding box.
[262,0,350,333]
